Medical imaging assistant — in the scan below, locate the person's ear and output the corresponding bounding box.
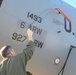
[10,50,14,56]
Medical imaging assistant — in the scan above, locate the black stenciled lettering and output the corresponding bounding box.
[38,17,42,23]
[17,34,22,42]
[28,25,42,35]
[12,33,27,42]
[34,40,44,48]
[38,41,44,48]
[22,36,27,42]
[27,12,33,19]
[34,40,38,47]
[34,15,38,21]
[37,28,42,35]
[32,26,42,35]
[12,33,17,40]
[30,14,33,19]
[20,22,25,29]
[27,12,42,23]
[33,26,37,34]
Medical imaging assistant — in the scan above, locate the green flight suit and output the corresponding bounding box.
[0,41,35,75]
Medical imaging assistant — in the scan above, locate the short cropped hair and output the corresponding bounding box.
[0,45,12,58]
[26,71,33,75]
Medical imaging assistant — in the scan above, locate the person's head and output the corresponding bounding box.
[0,45,16,58]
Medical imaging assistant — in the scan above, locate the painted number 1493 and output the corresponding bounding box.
[27,12,42,23]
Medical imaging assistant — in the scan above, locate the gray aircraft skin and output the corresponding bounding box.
[0,0,76,75]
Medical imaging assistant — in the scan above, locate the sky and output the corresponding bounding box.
[63,0,76,8]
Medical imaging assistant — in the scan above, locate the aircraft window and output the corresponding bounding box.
[0,0,3,7]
